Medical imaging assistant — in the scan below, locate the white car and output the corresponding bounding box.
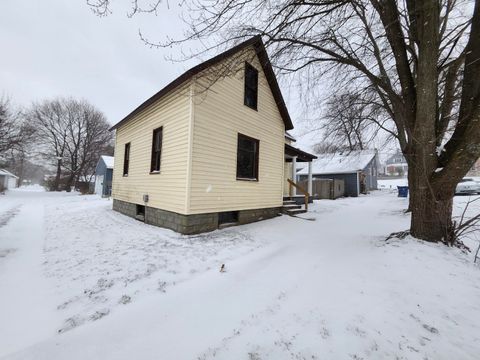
[455,178,480,195]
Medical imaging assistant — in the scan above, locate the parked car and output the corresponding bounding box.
[455,178,480,195]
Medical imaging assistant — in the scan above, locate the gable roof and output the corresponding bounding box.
[0,169,18,178]
[100,155,114,169]
[297,150,377,175]
[110,36,294,131]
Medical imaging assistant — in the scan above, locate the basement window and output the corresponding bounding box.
[218,211,239,227]
[136,204,145,222]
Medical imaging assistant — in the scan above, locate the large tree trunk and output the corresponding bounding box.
[54,159,62,191]
[406,0,451,243]
[408,161,456,243]
[65,172,76,192]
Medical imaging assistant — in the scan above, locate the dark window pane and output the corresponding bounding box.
[151,127,163,172]
[236,134,259,180]
[244,62,258,110]
[123,143,130,175]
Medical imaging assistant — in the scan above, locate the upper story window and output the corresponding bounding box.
[244,62,258,110]
[123,143,130,176]
[150,127,163,173]
[237,133,259,180]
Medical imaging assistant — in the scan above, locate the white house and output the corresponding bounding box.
[0,169,18,190]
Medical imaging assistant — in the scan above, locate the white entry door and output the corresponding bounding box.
[95,175,104,195]
[7,177,16,189]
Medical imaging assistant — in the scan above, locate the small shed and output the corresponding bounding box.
[297,150,378,197]
[94,156,114,197]
[0,169,18,191]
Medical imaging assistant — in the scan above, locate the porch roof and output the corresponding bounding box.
[285,144,317,162]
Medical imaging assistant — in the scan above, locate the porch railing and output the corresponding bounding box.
[287,178,310,212]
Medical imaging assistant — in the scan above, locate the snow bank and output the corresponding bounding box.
[10,184,45,192]
[1,191,479,359]
[378,178,408,189]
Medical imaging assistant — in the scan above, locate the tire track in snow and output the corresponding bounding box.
[0,200,62,357]
[0,205,21,228]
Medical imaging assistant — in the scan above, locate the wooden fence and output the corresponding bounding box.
[298,178,345,200]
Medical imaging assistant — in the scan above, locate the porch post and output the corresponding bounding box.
[292,156,297,196]
[308,161,313,195]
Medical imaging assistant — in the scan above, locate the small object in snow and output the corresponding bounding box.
[422,324,439,334]
[220,264,226,273]
[119,295,131,304]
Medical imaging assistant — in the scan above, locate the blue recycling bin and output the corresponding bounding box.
[397,186,409,198]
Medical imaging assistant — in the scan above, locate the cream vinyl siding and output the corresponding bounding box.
[188,48,285,214]
[112,84,191,214]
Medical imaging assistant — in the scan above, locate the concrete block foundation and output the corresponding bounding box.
[112,199,281,235]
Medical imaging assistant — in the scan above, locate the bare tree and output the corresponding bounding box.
[313,142,352,154]
[62,100,112,190]
[29,99,70,191]
[29,98,111,191]
[92,0,480,244]
[0,97,34,156]
[317,92,390,152]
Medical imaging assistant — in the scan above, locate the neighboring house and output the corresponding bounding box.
[95,156,114,197]
[297,150,378,197]
[110,36,316,234]
[0,169,18,191]
[385,152,408,176]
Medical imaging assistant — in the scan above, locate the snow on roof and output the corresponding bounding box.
[0,169,18,178]
[297,150,377,175]
[285,131,296,142]
[101,156,114,169]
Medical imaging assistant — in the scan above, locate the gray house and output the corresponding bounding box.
[94,156,114,197]
[0,169,18,191]
[297,150,378,197]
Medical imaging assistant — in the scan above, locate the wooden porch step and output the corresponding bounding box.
[285,208,307,216]
[282,204,301,210]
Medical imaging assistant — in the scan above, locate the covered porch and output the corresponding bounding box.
[283,144,317,210]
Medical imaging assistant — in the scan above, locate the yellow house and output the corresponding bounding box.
[110,36,316,234]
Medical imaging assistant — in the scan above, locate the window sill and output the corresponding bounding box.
[244,103,258,111]
[236,177,258,182]
[150,171,161,175]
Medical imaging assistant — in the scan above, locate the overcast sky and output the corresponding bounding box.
[1,1,398,156]
[0,1,201,124]
[1,1,307,130]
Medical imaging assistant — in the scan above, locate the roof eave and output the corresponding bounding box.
[109,36,294,131]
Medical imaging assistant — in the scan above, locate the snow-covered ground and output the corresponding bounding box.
[378,178,409,190]
[0,189,479,359]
